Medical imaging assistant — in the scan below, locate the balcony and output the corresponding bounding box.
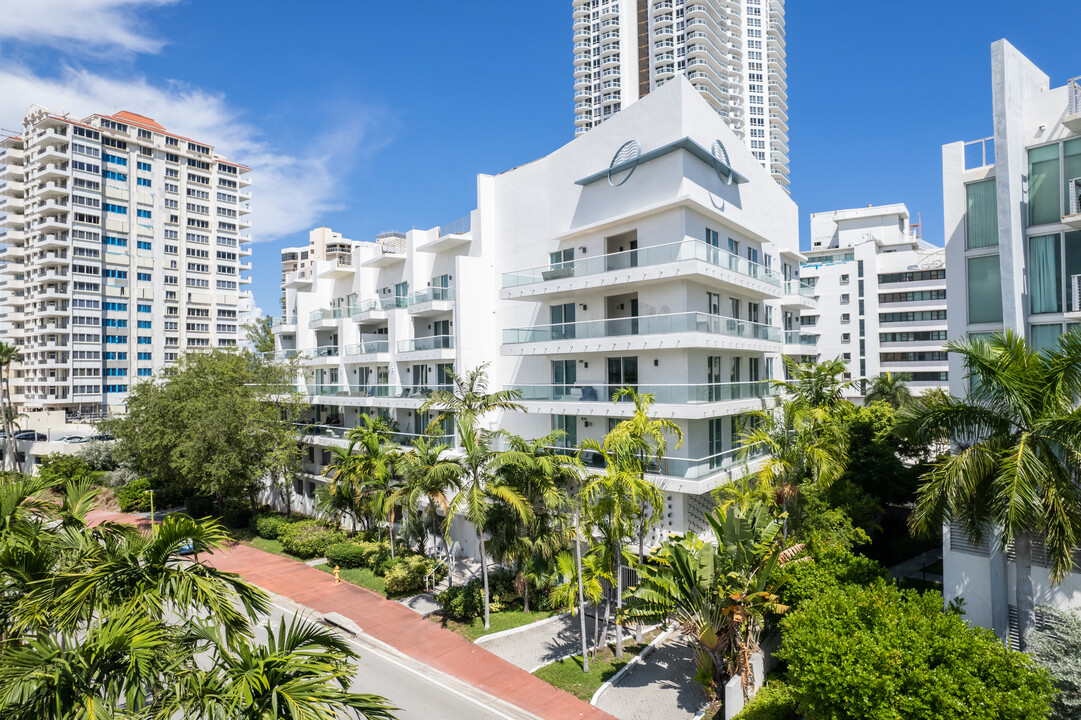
[379,296,408,311]
[318,253,355,279]
[1062,177,1081,229]
[780,280,817,309]
[284,268,313,288]
[361,232,407,268]
[503,312,781,355]
[302,345,340,363]
[396,335,454,356]
[271,315,297,333]
[501,239,782,301]
[1064,77,1081,133]
[418,215,472,253]
[349,298,386,322]
[308,308,343,329]
[407,286,454,316]
[344,337,390,359]
[783,331,818,356]
[509,381,775,419]
[269,349,299,361]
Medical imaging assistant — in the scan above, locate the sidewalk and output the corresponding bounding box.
[479,613,588,672]
[594,636,703,720]
[88,510,616,720]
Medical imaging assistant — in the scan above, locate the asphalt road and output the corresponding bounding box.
[260,601,521,720]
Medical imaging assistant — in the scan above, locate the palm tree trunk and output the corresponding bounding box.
[1015,535,1035,649]
[3,371,16,472]
[388,507,396,560]
[614,550,623,659]
[574,509,589,673]
[480,532,491,630]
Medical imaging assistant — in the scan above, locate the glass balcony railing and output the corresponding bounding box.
[271,315,297,327]
[303,345,340,358]
[309,308,347,323]
[308,384,343,396]
[784,280,816,298]
[507,381,775,404]
[344,338,390,355]
[783,331,817,346]
[501,239,782,288]
[270,349,298,361]
[503,312,781,344]
[348,299,381,316]
[397,335,454,353]
[408,286,455,305]
[560,446,764,481]
[380,297,408,310]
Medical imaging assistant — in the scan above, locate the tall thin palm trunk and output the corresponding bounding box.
[613,550,623,659]
[3,370,16,472]
[388,506,396,560]
[574,508,589,673]
[480,531,491,630]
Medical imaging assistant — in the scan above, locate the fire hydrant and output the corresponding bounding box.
[333,565,341,584]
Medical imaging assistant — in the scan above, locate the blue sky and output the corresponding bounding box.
[1,1,1078,316]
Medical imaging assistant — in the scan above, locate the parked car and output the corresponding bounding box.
[92,433,115,442]
[14,431,46,442]
[59,435,88,444]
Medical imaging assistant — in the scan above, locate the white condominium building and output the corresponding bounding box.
[0,106,252,417]
[942,39,1081,643]
[572,0,790,188]
[799,204,948,398]
[273,77,811,548]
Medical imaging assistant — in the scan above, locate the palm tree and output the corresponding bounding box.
[605,387,683,565]
[902,331,1081,647]
[420,362,523,429]
[773,355,852,410]
[346,416,404,558]
[623,502,806,699]
[735,398,848,535]
[549,546,605,671]
[171,617,398,720]
[446,420,531,629]
[0,343,21,472]
[491,431,577,612]
[318,442,370,533]
[579,438,661,659]
[400,436,461,567]
[864,372,913,409]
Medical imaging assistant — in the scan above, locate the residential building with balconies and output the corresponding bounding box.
[799,204,948,398]
[571,0,790,189]
[941,39,1081,644]
[274,76,807,546]
[0,105,252,416]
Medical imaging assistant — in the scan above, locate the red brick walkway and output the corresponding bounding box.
[88,511,615,720]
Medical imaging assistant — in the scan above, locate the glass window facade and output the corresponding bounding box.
[1064,139,1081,215]
[1029,234,1062,314]
[1029,144,1060,226]
[1031,323,1063,352]
[965,179,998,249]
[968,255,1003,324]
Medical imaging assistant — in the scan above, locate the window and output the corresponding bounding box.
[137,177,151,187]
[840,274,849,284]
[841,294,850,304]
[137,272,152,282]
[137,352,152,360]
[880,331,949,343]
[102,153,127,166]
[878,269,947,283]
[136,161,152,172]
[102,269,127,279]
[165,136,179,147]
[137,304,151,313]
[104,302,127,311]
[102,136,127,150]
[103,235,127,247]
[136,240,152,250]
[138,368,152,377]
[878,290,947,303]
[880,352,949,362]
[841,313,850,323]
[103,203,127,214]
[137,336,152,345]
[105,367,128,377]
[964,178,999,249]
[968,255,1003,324]
[879,310,948,323]
[104,335,127,344]
[137,320,152,329]
[72,160,100,174]
[136,209,151,218]
[842,333,851,342]
[1029,234,1061,314]
[104,385,129,394]
[102,318,127,328]
[137,128,152,140]
[1029,144,1060,226]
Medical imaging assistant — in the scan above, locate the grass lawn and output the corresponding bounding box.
[315,563,387,595]
[228,527,308,563]
[533,632,657,700]
[430,607,560,642]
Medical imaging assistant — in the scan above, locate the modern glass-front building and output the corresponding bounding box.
[941,39,1081,643]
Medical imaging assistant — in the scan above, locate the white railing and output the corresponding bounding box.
[1071,274,1081,314]
[963,137,995,170]
[1068,177,1081,217]
[1069,77,1081,118]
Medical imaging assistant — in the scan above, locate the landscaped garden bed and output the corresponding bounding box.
[532,629,660,700]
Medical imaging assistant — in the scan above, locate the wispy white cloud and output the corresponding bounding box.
[0,0,179,55]
[0,64,380,240]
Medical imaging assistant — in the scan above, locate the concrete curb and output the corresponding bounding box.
[691,703,710,720]
[475,611,571,644]
[590,623,678,706]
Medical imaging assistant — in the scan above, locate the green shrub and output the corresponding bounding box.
[733,677,798,720]
[38,453,92,485]
[278,520,345,559]
[325,542,369,569]
[221,505,252,529]
[778,581,1054,720]
[253,512,294,540]
[436,569,514,621]
[779,545,887,609]
[384,555,442,596]
[186,496,216,518]
[116,478,151,512]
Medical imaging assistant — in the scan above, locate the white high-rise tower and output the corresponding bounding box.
[572,0,789,188]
